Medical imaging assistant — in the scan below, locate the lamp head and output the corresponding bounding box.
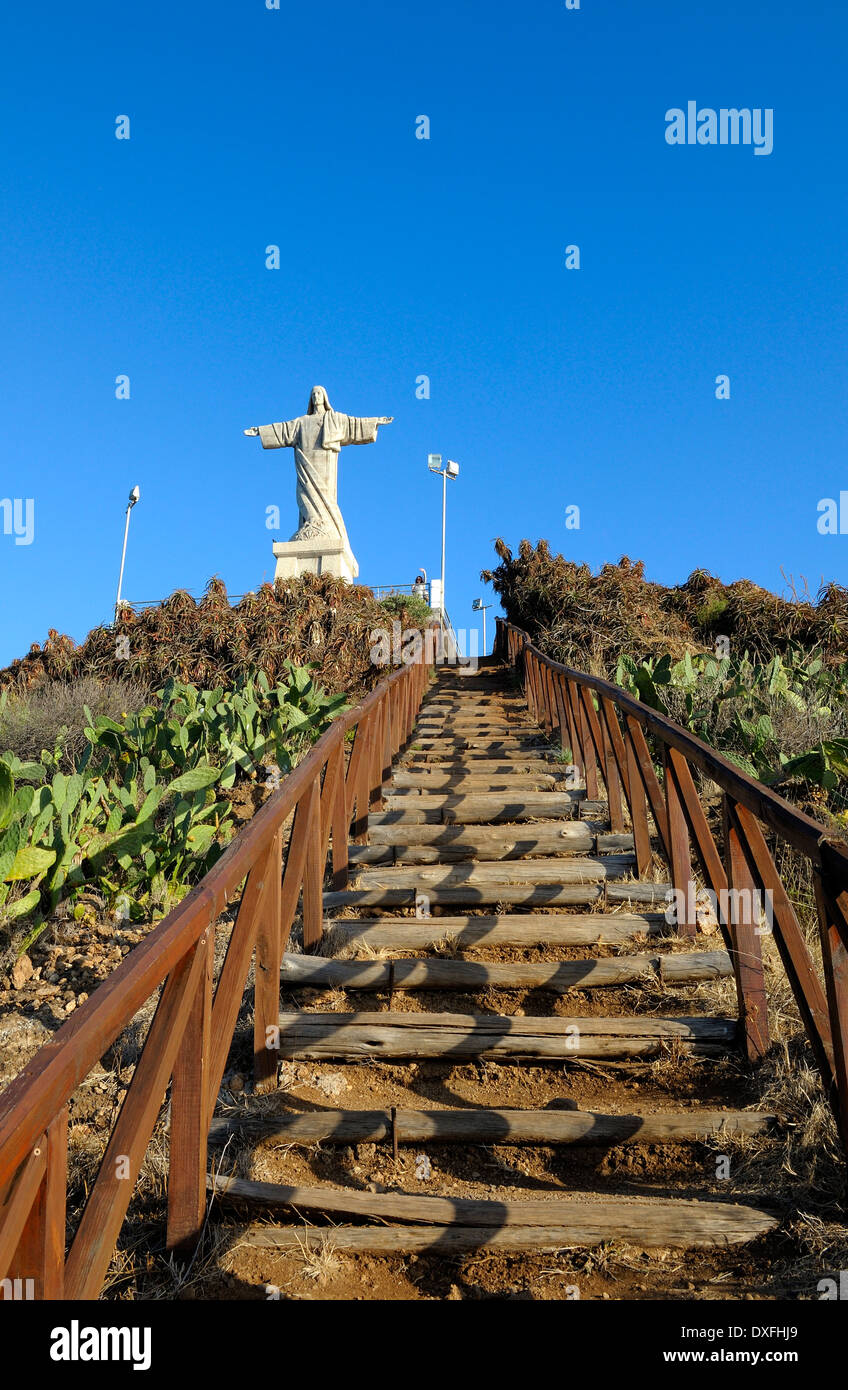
[472,598,482,611]
[446,460,459,479]
[128,486,140,506]
[427,453,442,473]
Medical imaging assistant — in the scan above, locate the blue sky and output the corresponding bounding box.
[1,0,846,668]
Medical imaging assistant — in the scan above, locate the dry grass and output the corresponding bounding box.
[0,675,149,769]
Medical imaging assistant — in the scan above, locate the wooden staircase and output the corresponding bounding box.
[208,660,779,1277]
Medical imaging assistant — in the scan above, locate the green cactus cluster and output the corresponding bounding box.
[0,663,347,950]
[614,647,848,796]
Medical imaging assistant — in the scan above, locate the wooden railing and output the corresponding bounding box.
[0,651,430,1299]
[496,618,848,1159]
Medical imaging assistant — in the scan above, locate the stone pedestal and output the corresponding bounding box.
[272,538,358,584]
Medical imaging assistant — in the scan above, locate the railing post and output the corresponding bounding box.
[588,694,625,833]
[368,701,386,811]
[552,670,574,760]
[617,716,653,878]
[167,927,214,1249]
[8,1108,67,1299]
[624,715,671,865]
[574,686,600,801]
[539,663,554,736]
[252,829,284,1094]
[347,713,372,842]
[381,687,393,785]
[813,852,848,1156]
[302,778,324,950]
[724,797,769,1061]
[524,649,537,721]
[663,748,697,937]
[563,680,585,784]
[327,740,349,891]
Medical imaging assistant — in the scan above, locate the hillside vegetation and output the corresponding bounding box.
[0,575,429,967]
[0,574,404,702]
[483,540,848,827]
[483,540,848,670]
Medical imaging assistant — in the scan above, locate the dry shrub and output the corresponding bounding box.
[482,541,848,675]
[0,574,413,704]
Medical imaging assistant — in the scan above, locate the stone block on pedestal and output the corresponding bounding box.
[272,539,358,584]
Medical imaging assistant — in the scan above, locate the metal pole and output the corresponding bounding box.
[440,468,447,614]
[482,606,487,656]
[115,503,132,623]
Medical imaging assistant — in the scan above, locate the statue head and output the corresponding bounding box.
[307,385,332,416]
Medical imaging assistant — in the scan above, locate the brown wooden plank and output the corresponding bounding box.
[280,950,731,992]
[351,856,634,888]
[733,803,834,1084]
[624,715,671,861]
[0,1145,47,1285]
[663,749,697,938]
[724,798,769,1061]
[623,723,653,878]
[65,937,209,1300]
[274,1010,736,1060]
[252,829,284,1095]
[320,913,667,951]
[302,780,323,950]
[207,855,271,1106]
[323,884,606,909]
[814,872,848,1158]
[207,1172,768,1235]
[327,740,349,891]
[5,1108,67,1300]
[167,929,214,1252]
[209,1105,775,1149]
[239,1202,777,1251]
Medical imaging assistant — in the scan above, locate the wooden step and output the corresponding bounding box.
[224,1203,777,1252]
[208,1175,777,1249]
[353,825,634,863]
[391,771,564,791]
[320,913,668,951]
[274,1010,737,1060]
[366,820,594,852]
[351,857,636,890]
[364,817,628,850]
[422,695,525,705]
[406,756,562,772]
[208,1104,776,1148]
[607,882,672,905]
[411,738,547,753]
[407,754,566,768]
[324,884,606,909]
[280,950,733,993]
[367,801,593,826]
[382,793,582,822]
[411,728,539,739]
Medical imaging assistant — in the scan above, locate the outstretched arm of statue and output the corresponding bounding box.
[246,419,299,448]
[378,417,393,425]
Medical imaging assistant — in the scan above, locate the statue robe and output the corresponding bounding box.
[258,410,382,549]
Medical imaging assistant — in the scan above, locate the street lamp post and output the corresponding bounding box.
[115,485,140,623]
[427,455,459,614]
[472,597,492,655]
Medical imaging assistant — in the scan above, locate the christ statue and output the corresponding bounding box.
[244,386,393,555]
